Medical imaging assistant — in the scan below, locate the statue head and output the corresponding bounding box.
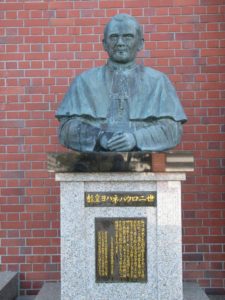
[103,14,144,64]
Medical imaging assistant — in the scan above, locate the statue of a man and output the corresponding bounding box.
[56,14,187,152]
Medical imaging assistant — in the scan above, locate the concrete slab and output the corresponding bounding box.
[183,282,209,300]
[0,272,18,300]
[16,296,36,300]
[33,281,211,300]
[34,283,60,300]
[208,297,225,300]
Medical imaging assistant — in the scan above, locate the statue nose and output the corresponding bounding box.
[117,36,125,45]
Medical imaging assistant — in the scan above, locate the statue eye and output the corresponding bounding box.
[124,34,134,40]
[110,35,118,41]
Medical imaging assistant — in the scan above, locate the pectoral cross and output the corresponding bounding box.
[106,70,130,132]
[117,93,128,119]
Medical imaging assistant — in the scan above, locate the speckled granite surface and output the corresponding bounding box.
[58,172,185,300]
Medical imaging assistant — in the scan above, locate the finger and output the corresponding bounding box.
[107,136,125,148]
[109,144,128,152]
[108,139,127,149]
[107,133,124,143]
[108,139,129,151]
[108,142,126,151]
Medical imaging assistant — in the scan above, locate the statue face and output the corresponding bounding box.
[103,20,143,64]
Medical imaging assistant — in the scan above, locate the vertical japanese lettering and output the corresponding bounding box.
[96,218,147,282]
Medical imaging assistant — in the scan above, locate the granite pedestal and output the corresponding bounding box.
[56,172,185,300]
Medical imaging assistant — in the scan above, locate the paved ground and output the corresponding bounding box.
[15,283,225,300]
[16,295,225,300]
[16,297,35,300]
[183,282,209,300]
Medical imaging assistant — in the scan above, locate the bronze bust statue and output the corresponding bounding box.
[56,14,187,152]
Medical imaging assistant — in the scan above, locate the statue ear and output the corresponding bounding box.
[138,38,144,51]
[102,39,107,52]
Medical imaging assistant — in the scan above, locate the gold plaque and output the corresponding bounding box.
[95,218,147,283]
[85,192,156,207]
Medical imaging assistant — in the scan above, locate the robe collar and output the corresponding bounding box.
[106,59,138,72]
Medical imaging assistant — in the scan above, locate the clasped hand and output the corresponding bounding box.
[100,132,136,151]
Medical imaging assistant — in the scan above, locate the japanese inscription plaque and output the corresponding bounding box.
[85,191,156,207]
[95,218,147,283]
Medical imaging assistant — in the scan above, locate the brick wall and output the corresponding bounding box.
[0,0,224,296]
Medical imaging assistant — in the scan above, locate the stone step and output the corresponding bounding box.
[184,282,209,300]
[34,282,60,300]
[0,272,18,300]
[33,281,211,300]
[208,297,225,300]
[16,297,35,300]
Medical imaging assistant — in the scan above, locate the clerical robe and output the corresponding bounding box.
[55,61,187,152]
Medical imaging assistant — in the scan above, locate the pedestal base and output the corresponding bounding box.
[56,172,185,300]
[32,282,211,300]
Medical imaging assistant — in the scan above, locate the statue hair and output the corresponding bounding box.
[103,14,144,41]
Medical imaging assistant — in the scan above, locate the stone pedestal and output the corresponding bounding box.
[56,172,185,300]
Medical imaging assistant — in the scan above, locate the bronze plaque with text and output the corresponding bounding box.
[95,218,147,283]
[85,192,156,207]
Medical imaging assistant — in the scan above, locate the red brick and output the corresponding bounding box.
[0,3,24,10]
[201,14,225,23]
[145,0,174,6]
[201,0,225,3]
[0,87,24,95]
[2,205,24,213]
[26,256,50,264]
[49,1,73,9]
[206,271,225,279]
[1,188,25,197]
[0,20,23,28]
[151,33,174,41]
[176,15,200,24]
[185,262,209,270]
[100,1,124,8]
[50,18,74,26]
[174,0,200,5]
[2,256,25,264]
[26,271,59,281]
[183,271,204,280]
[202,48,225,57]
[176,33,199,40]
[210,245,223,252]
[24,19,49,27]
[25,53,49,61]
[23,2,48,10]
[1,237,25,247]
[151,16,174,24]
[0,0,224,295]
